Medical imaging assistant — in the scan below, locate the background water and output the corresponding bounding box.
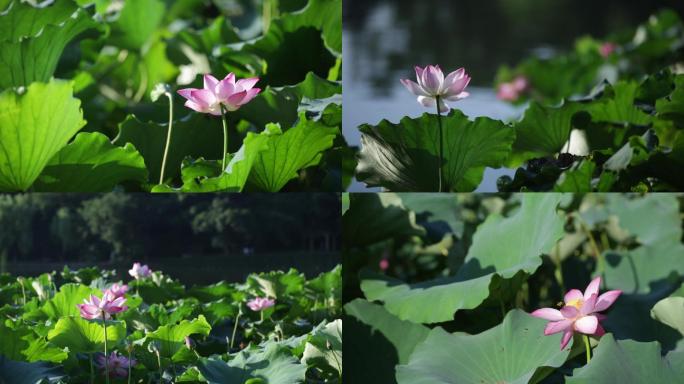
[343,0,684,192]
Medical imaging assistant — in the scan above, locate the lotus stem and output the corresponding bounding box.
[220,104,229,171]
[159,91,174,185]
[435,96,444,192]
[102,313,110,384]
[583,334,591,364]
[230,311,242,351]
[128,349,132,384]
[89,353,94,384]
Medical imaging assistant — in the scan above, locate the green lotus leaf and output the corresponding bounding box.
[146,315,211,361]
[198,343,307,384]
[248,269,305,299]
[247,113,338,192]
[281,0,341,56]
[42,283,100,320]
[396,310,572,384]
[34,132,147,192]
[47,317,126,354]
[360,194,565,323]
[109,0,165,50]
[0,80,86,191]
[342,193,425,248]
[114,113,223,184]
[566,334,684,383]
[164,131,269,192]
[651,296,684,336]
[0,356,64,384]
[553,160,596,192]
[0,1,97,88]
[508,101,584,167]
[588,81,653,126]
[344,299,430,384]
[656,75,684,124]
[357,110,515,192]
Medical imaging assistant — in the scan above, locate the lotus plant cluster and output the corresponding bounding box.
[532,276,622,362]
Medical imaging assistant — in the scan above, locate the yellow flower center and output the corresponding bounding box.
[566,298,583,310]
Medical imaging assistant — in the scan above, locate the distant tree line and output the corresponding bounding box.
[0,193,340,263]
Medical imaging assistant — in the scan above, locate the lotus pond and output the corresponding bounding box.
[343,193,684,383]
[0,264,342,383]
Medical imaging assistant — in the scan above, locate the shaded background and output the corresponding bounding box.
[343,0,684,191]
[0,193,339,284]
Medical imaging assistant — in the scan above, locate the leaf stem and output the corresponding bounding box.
[583,334,591,364]
[220,105,229,171]
[230,311,242,351]
[102,313,110,384]
[435,96,444,192]
[159,91,174,185]
[128,348,132,384]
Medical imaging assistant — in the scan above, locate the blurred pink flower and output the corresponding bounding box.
[177,73,261,115]
[105,283,128,299]
[77,294,127,320]
[96,352,135,378]
[400,65,471,113]
[532,276,621,350]
[496,76,529,101]
[379,258,389,271]
[599,42,617,58]
[128,263,151,280]
[247,297,275,312]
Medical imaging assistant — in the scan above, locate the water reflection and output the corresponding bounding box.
[343,0,684,192]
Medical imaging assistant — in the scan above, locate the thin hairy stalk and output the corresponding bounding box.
[435,96,444,192]
[159,91,174,185]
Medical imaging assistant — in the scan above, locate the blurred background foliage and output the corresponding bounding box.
[0,193,339,283]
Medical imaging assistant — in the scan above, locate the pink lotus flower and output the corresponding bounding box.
[531,276,621,350]
[599,42,617,58]
[77,294,128,320]
[247,297,275,312]
[177,73,261,115]
[496,76,529,101]
[96,352,135,378]
[128,263,151,280]
[379,258,389,271]
[105,283,128,299]
[400,65,470,113]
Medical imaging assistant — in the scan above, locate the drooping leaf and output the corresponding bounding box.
[34,132,147,192]
[357,110,515,191]
[396,310,572,384]
[344,299,430,384]
[47,317,126,354]
[360,194,565,323]
[0,1,97,88]
[0,356,64,384]
[301,319,342,377]
[651,296,684,337]
[247,114,338,192]
[342,193,426,248]
[565,335,684,383]
[0,80,86,191]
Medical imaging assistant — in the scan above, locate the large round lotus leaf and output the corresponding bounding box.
[47,317,126,354]
[0,80,86,191]
[146,315,211,361]
[396,310,572,384]
[356,110,515,192]
[566,334,684,383]
[361,194,565,323]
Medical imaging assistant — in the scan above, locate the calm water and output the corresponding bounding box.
[343,0,684,192]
